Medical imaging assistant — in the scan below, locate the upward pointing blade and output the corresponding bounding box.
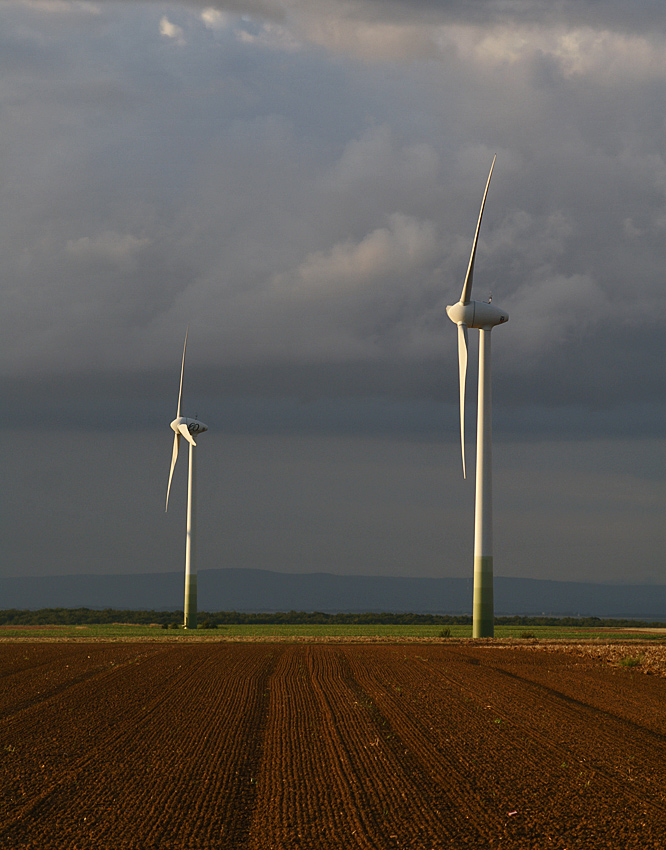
[176,326,189,419]
[166,432,181,511]
[460,154,496,305]
[457,322,468,479]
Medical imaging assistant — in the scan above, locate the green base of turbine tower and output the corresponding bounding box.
[473,555,494,637]
[184,575,197,630]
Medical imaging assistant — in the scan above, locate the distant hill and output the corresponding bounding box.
[0,569,664,619]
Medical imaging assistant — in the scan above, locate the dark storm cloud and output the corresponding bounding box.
[5,430,661,583]
[3,352,662,441]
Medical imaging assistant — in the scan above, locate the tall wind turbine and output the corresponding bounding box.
[446,156,508,638]
[165,328,208,630]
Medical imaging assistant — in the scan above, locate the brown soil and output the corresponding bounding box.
[0,642,664,849]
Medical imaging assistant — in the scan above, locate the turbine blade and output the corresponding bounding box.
[166,432,181,511]
[178,421,197,447]
[176,326,189,419]
[457,322,468,479]
[460,155,496,304]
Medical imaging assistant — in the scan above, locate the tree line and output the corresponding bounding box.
[0,608,663,628]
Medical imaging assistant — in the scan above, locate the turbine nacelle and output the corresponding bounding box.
[170,416,209,447]
[446,300,508,331]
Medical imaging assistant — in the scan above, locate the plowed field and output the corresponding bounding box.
[1,642,665,848]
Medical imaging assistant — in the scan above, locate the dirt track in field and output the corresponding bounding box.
[1,642,665,849]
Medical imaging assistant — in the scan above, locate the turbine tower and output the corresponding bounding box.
[165,328,208,630]
[446,156,508,638]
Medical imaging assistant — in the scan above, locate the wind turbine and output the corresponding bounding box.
[446,156,508,638]
[165,328,208,630]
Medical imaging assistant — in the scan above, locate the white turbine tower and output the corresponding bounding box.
[165,328,208,630]
[446,156,508,638]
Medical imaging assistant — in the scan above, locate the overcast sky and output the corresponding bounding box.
[1,0,664,590]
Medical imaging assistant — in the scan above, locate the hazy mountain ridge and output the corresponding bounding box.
[1,569,664,619]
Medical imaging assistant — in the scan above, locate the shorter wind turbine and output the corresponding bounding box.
[165,328,208,630]
[446,156,508,638]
